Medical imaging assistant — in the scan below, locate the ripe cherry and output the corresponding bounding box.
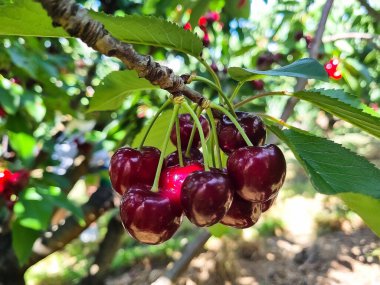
[159,163,203,208]
[202,33,210,47]
[217,111,266,155]
[170,114,210,149]
[205,12,220,24]
[109,147,160,195]
[227,144,286,202]
[181,169,233,227]
[324,58,342,80]
[183,22,192,31]
[7,170,30,193]
[0,106,6,118]
[120,185,182,245]
[220,193,261,229]
[163,148,203,168]
[294,31,304,41]
[198,16,207,27]
[250,79,264,91]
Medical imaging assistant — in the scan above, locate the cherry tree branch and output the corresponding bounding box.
[357,0,380,22]
[36,0,206,106]
[279,0,334,123]
[323,32,379,42]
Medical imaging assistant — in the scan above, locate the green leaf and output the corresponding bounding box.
[228,58,328,82]
[90,13,203,57]
[339,193,380,237]
[0,0,67,37]
[189,0,211,28]
[224,0,250,19]
[208,223,234,238]
[267,125,380,199]
[292,89,380,138]
[12,220,41,266]
[0,1,203,57]
[22,91,46,122]
[0,85,21,115]
[88,70,157,112]
[8,132,36,161]
[132,110,176,155]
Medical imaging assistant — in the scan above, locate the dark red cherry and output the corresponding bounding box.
[261,195,277,213]
[163,148,204,168]
[220,193,261,229]
[227,144,286,202]
[202,33,210,47]
[170,114,210,149]
[183,22,192,31]
[7,170,30,194]
[250,79,264,91]
[181,169,233,227]
[109,147,160,195]
[159,163,203,208]
[294,31,304,41]
[0,106,6,118]
[217,111,266,155]
[120,185,182,245]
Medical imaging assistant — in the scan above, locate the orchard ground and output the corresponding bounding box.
[25,129,380,285]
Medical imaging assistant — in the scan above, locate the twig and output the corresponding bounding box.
[25,182,114,269]
[152,230,211,285]
[279,0,334,123]
[36,0,207,106]
[323,32,379,42]
[80,214,124,285]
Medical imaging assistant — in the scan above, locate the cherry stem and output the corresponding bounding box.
[258,113,294,129]
[198,57,222,89]
[193,76,235,115]
[175,115,184,167]
[182,102,210,171]
[234,91,291,109]
[211,103,253,147]
[151,102,181,192]
[206,108,222,169]
[185,107,202,156]
[209,133,216,168]
[229,81,245,102]
[139,98,171,148]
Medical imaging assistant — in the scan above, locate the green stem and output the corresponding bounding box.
[211,103,253,147]
[209,133,216,168]
[206,109,221,169]
[175,115,184,167]
[139,98,171,148]
[185,107,202,156]
[198,57,222,89]
[182,102,210,171]
[192,76,236,117]
[229,81,245,102]
[234,91,291,109]
[151,103,180,192]
[258,113,294,129]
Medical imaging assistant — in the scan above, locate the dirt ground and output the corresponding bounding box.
[105,226,380,285]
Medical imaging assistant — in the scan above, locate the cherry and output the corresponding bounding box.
[202,33,210,47]
[217,111,266,155]
[250,79,264,91]
[181,169,233,227]
[210,62,218,73]
[220,193,261,229]
[324,58,342,80]
[227,144,286,202]
[170,114,210,149]
[159,163,203,208]
[304,35,313,48]
[294,31,304,41]
[199,16,207,27]
[183,22,192,31]
[261,195,277,213]
[205,12,220,24]
[163,148,203,168]
[109,147,160,195]
[0,106,6,118]
[120,185,182,244]
[0,169,12,195]
[7,170,30,193]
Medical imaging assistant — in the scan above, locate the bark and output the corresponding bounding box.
[36,0,206,105]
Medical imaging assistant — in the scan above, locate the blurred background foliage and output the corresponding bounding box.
[0,0,379,284]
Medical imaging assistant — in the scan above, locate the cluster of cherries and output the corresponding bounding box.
[324,58,342,80]
[183,11,221,47]
[0,169,29,209]
[110,111,286,245]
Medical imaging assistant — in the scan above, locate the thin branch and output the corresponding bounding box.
[25,182,115,269]
[323,32,379,42]
[36,0,206,105]
[357,0,380,22]
[279,0,334,123]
